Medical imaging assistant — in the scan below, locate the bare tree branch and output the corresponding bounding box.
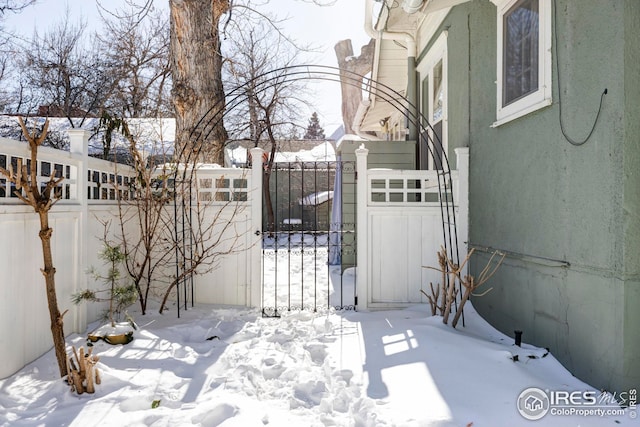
[0,0,35,16]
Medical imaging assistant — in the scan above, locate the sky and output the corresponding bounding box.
[6,0,372,135]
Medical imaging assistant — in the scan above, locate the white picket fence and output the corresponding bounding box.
[0,128,468,379]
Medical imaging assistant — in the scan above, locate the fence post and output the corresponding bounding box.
[249,148,264,308]
[455,147,469,277]
[68,129,89,333]
[355,144,369,310]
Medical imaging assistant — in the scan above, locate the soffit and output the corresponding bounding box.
[383,6,423,32]
[360,39,408,132]
[381,0,470,33]
[360,0,471,133]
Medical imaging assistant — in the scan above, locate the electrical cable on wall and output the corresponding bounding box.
[553,0,607,147]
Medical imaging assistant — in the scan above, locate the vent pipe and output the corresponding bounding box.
[402,0,425,14]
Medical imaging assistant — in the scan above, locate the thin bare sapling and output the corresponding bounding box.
[72,220,137,327]
[157,135,251,314]
[100,114,249,314]
[0,118,68,377]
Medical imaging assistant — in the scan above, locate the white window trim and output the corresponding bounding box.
[417,31,448,170]
[491,0,552,127]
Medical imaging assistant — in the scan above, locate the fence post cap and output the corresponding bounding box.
[67,129,90,156]
[355,144,369,155]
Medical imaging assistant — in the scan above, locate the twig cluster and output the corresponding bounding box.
[422,247,505,328]
[67,346,101,394]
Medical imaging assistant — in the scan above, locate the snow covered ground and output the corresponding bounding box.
[1,247,638,426]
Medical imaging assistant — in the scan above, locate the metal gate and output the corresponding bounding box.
[261,160,356,317]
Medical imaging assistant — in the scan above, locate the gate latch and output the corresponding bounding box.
[254,230,261,236]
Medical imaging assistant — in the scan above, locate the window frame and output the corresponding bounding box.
[492,0,552,127]
[417,32,448,170]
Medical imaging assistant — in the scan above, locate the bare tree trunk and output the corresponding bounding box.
[39,210,68,378]
[334,38,375,135]
[263,173,275,235]
[263,115,280,236]
[170,0,229,164]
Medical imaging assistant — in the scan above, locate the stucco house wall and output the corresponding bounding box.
[420,0,640,392]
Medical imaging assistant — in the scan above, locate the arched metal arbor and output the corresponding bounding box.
[171,64,461,318]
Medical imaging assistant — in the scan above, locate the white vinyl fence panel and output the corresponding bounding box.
[355,146,469,310]
[189,166,257,307]
[0,131,135,378]
[0,133,262,379]
[1,126,469,378]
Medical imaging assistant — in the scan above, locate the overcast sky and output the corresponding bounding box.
[6,0,371,134]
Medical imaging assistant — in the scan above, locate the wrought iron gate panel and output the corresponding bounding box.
[261,160,356,317]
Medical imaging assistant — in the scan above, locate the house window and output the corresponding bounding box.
[503,0,538,105]
[432,60,444,121]
[493,0,552,126]
[417,32,447,170]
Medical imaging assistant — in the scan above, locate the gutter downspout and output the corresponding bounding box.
[363,0,421,142]
[403,0,426,14]
[353,99,375,140]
